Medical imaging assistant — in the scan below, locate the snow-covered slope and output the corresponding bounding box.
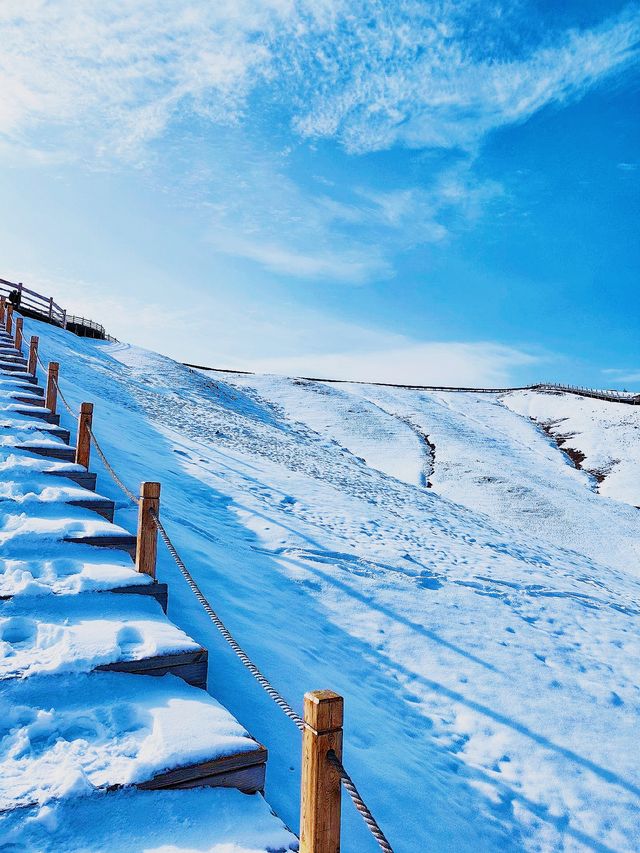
[6,320,639,853]
[505,389,640,507]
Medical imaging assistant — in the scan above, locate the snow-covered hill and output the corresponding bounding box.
[5,318,639,852]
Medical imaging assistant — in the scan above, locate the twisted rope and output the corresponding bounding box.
[86,424,139,506]
[327,750,394,852]
[149,508,305,730]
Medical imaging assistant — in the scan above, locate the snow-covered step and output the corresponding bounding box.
[0,418,70,443]
[0,502,137,557]
[0,671,268,808]
[0,593,207,687]
[0,786,298,853]
[0,540,164,605]
[0,471,116,520]
[3,405,60,426]
[1,453,96,490]
[0,362,31,373]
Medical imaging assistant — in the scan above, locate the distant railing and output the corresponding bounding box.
[0,278,66,327]
[0,276,116,341]
[535,383,640,405]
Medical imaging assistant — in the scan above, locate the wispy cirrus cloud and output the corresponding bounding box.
[1,1,638,160]
[289,2,640,153]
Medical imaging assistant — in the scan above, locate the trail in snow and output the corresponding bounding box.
[16,323,640,853]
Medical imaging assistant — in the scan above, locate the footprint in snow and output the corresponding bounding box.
[0,617,36,646]
[116,625,143,656]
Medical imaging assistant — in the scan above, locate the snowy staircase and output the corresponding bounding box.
[0,322,294,851]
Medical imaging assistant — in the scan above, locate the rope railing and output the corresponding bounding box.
[327,750,394,853]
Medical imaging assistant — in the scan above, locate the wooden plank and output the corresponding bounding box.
[110,581,168,612]
[10,408,60,425]
[68,497,115,521]
[98,648,208,689]
[45,469,97,490]
[23,444,75,461]
[64,533,137,558]
[137,745,268,794]
[12,395,45,407]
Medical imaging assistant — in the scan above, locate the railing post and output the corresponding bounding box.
[46,362,59,414]
[14,317,23,353]
[0,297,5,324]
[136,481,161,578]
[28,336,39,376]
[75,402,93,468]
[300,690,343,853]
[6,303,13,334]
[48,296,53,321]
[62,309,67,329]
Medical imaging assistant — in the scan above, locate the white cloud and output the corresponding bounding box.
[290,3,640,153]
[209,230,391,282]
[602,368,640,385]
[1,2,637,160]
[10,264,541,387]
[197,135,501,282]
[1,1,637,286]
[252,341,541,386]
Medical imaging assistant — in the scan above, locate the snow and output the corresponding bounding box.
[338,383,640,575]
[2,319,639,851]
[0,671,261,809]
[505,389,640,507]
[0,593,199,678]
[0,541,150,599]
[0,787,297,852]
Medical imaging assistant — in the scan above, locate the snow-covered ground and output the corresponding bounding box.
[505,390,640,507]
[3,318,639,852]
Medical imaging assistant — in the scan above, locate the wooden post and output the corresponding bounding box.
[75,402,93,468]
[14,317,23,353]
[0,297,5,324]
[136,481,161,578]
[28,336,39,376]
[46,362,59,414]
[300,690,344,853]
[48,296,53,320]
[6,303,13,335]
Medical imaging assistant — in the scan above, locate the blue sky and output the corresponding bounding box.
[0,0,638,387]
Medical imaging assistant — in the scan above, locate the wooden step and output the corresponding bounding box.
[45,468,97,490]
[10,408,60,425]
[68,496,115,522]
[137,746,268,794]
[98,648,208,689]
[23,443,75,461]
[0,423,70,443]
[11,395,45,407]
[111,582,168,612]
[64,531,137,558]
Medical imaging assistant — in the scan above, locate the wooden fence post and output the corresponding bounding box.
[48,296,53,321]
[28,336,39,376]
[0,297,5,324]
[75,402,93,468]
[6,304,13,335]
[136,481,161,578]
[300,690,344,853]
[14,317,23,353]
[46,362,59,414]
